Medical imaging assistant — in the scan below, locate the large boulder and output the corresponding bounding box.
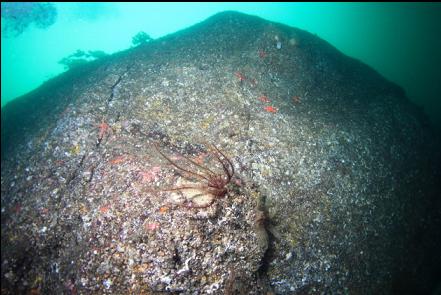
[2,11,440,294]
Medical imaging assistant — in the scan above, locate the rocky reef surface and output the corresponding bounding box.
[2,11,440,294]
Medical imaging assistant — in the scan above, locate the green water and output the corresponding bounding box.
[2,2,441,128]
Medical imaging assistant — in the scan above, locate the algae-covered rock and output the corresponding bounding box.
[1,11,440,294]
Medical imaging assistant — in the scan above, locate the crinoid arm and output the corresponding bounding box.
[178,153,216,176]
[151,141,235,209]
[153,142,210,181]
[160,185,207,192]
[210,144,235,181]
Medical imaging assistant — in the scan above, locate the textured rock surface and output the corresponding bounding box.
[2,11,440,294]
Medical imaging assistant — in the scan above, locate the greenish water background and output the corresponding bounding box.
[2,3,440,128]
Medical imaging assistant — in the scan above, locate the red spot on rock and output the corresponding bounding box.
[234,178,243,187]
[258,96,270,103]
[193,152,208,165]
[99,204,110,214]
[97,120,112,140]
[109,155,126,165]
[146,222,160,231]
[258,50,267,59]
[264,106,278,113]
[235,72,246,81]
[159,206,169,214]
[138,166,161,183]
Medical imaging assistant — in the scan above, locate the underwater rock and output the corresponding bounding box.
[1,11,441,294]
